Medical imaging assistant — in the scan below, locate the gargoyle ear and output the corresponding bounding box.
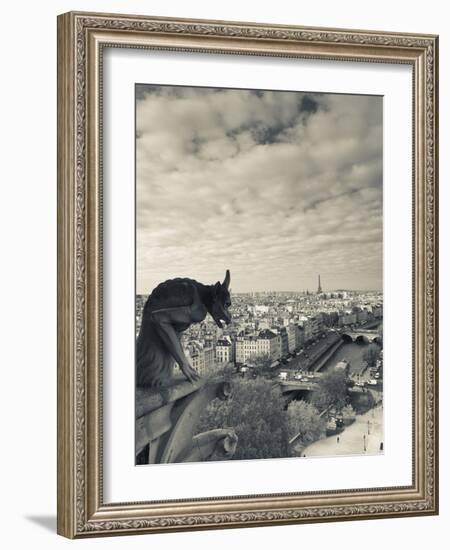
[222,269,231,289]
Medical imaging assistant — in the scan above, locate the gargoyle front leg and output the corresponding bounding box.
[150,308,200,383]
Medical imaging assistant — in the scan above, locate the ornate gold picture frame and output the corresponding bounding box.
[57,11,438,538]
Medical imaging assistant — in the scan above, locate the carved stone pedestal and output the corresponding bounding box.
[136,377,237,464]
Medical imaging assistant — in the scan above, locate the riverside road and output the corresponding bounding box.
[281,330,380,381]
[301,404,384,457]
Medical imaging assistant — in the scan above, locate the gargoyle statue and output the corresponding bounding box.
[136,270,232,388]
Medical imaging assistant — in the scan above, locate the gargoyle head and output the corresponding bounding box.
[209,269,232,329]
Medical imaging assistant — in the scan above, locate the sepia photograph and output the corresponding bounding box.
[134,84,384,465]
[56,10,438,537]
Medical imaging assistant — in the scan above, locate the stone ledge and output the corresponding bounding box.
[136,376,206,419]
[135,376,235,463]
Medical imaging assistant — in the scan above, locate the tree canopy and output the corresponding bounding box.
[311,369,348,413]
[362,343,381,368]
[287,401,326,448]
[196,378,290,460]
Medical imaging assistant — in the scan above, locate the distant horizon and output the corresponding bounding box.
[136,286,383,297]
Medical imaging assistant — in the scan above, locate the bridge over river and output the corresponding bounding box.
[280,380,319,393]
[341,329,382,344]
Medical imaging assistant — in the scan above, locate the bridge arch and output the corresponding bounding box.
[341,332,382,344]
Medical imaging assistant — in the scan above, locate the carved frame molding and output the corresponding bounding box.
[57,11,438,538]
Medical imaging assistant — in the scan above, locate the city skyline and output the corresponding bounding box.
[136,285,383,297]
[136,85,383,294]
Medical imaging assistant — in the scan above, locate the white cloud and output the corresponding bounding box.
[136,85,382,293]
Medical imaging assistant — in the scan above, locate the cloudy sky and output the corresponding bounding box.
[136,84,382,294]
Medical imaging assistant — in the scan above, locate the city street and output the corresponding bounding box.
[302,404,383,457]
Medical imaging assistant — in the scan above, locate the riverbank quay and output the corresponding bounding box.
[300,404,383,458]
